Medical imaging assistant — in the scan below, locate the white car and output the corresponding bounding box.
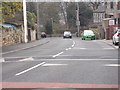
[63,31,72,39]
[112,29,120,45]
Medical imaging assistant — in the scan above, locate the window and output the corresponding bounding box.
[110,2,114,9]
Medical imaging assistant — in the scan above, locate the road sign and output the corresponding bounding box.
[76,21,80,26]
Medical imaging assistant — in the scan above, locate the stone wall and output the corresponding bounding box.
[1,27,37,46]
[2,28,24,46]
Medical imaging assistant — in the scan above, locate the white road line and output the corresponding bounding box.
[15,62,46,76]
[79,48,86,49]
[52,52,64,58]
[19,57,34,61]
[103,48,115,50]
[42,63,68,66]
[72,45,74,47]
[66,49,69,51]
[104,64,120,67]
[68,48,71,49]
[41,59,119,61]
[0,58,5,62]
[73,41,75,45]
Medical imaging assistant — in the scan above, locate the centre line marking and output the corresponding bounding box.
[15,62,46,76]
[53,52,64,58]
[66,49,69,50]
[73,41,75,45]
[72,45,74,47]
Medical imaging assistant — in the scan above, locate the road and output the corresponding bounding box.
[1,37,120,88]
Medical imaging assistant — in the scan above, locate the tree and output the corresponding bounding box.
[27,2,37,16]
[45,20,53,35]
[1,2,22,23]
[66,2,93,29]
[66,3,76,29]
[38,2,61,33]
[27,11,36,30]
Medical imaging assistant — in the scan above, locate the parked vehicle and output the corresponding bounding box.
[41,32,47,38]
[112,29,120,45]
[63,31,72,39]
[81,30,95,40]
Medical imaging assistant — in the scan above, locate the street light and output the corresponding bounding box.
[23,0,28,43]
[76,2,80,37]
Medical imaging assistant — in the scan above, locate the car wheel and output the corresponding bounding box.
[112,40,114,44]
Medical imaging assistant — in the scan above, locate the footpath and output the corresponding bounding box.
[100,39,119,49]
[1,38,50,55]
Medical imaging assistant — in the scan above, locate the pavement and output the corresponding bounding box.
[1,38,50,54]
[99,39,119,49]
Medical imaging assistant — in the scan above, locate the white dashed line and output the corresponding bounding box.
[72,45,74,47]
[68,48,71,49]
[53,52,64,58]
[66,49,69,51]
[73,41,75,45]
[15,62,46,76]
[104,64,120,67]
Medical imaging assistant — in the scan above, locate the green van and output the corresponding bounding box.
[81,30,95,40]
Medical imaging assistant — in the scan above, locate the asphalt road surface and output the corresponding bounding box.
[1,37,120,88]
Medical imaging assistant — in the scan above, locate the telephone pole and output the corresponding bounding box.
[23,0,28,43]
[76,2,80,37]
[36,1,40,40]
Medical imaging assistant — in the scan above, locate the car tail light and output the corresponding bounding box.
[117,34,120,37]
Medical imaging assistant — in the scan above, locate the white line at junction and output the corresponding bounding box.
[104,64,120,67]
[15,62,46,76]
[41,59,119,61]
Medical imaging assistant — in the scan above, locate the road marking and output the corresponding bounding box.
[42,59,119,61]
[0,58,5,62]
[72,45,74,47]
[73,41,75,45]
[2,82,118,88]
[66,49,69,51]
[68,48,71,49]
[15,62,46,76]
[80,48,86,49]
[103,48,115,50]
[104,64,120,67]
[42,63,68,66]
[19,57,34,62]
[73,48,86,49]
[52,52,64,58]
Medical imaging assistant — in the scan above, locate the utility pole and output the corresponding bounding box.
[36,1,40,40]
[23,0,28,43]
[76,2,80,37]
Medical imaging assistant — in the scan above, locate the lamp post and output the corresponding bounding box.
[23,0,28,43]
[76,2,80,37]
